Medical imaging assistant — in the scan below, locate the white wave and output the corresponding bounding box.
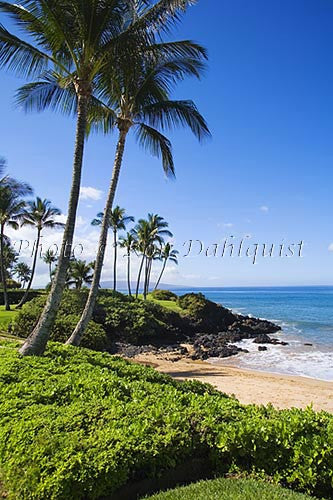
[213,338,333,381]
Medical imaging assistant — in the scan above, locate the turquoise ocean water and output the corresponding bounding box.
[170,286,333,381]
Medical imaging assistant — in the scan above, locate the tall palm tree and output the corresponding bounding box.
[66,259,94,290]
[133,214,172,299]
[17,198,64,308]
[154,242,178,290]
[14,262,31,289]
[1,1,202,355]
[92,207,134,291]
[119,232,137,296]
[144,242,162,295]
[0,188,26,310]
[66,46,210,346]
[43,249,58,281]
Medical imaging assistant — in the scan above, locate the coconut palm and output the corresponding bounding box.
[0,188,26,310]
[133,214,172,299]
[92,207,134,291]
[66,44,210,346]
[17,198,64,308]
[144,243,162,295]
[154,242,178,290]
[43,249,58,281]
[13,262,31,289]
[66,259,94,290]
[119,232,137,296]
[0,0,198,355]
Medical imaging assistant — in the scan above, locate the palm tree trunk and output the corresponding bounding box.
[16,229,41,309]
[143,256,149,300]
[147,258,153,294]
[19,92,89,356]
[49,263,52,282]
[154,258,167,291]
[136,254,145,298]
[127,253,132,297]
[0,224,9,311]
[113,229,117,291]
[66,128,128,346]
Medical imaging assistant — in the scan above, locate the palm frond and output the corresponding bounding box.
[136,123,175,177]
[135,56,206,106]
[15,71,76,115]
[129,0,197,36]
[147,40,207,62]
[142,99,211,141]
[0,22,49,78]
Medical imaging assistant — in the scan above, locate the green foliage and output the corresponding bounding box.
[150,290,178,301]
[0,289,42,306]
[5,279,21,289]
[0,343,332,499]
[100,295,172,342]
[0,306,19,331]
[178,293,236,332]
[11,291,108,350]
[11,290,178,346]
[144,477,315,499]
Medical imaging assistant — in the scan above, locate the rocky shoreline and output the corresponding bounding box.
[111,297,287,361]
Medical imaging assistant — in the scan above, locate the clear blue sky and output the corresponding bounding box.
[1,0,333,286]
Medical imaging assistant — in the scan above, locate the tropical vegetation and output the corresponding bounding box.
[0,341,331,500]
[144,478,315,500]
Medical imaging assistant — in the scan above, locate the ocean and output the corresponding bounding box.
[170,286,333,381]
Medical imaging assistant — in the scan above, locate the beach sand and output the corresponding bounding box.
[133,352,333,413]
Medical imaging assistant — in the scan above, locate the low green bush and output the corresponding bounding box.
[0,342,332,500]
[150,290,178,301]
[10,291,108,351]
[178,293,236,332]
[144,477,315,499]
[11,291,183,346]
[0,289,43,306]
[101,296,173,342]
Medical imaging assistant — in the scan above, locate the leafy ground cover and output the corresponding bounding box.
[0,341,332,500]
[0,306,18,331]
[144,477,316,500]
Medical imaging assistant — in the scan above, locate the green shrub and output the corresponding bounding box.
[0,342,332,500]
[178,293,236,332]
[10,290,181,347]
[0,289,43,306]
[101,296,172,342]
[150,290,178,301]
[10,291,108,351]
[5,279,21,289]
[144,477,315,499]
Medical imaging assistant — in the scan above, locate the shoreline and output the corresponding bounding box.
[133,352,333,413]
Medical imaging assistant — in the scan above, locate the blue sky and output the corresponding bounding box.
[1,0,333,287]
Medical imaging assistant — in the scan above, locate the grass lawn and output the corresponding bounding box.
[142,294,183,313]
[144,478,315,500]
[0,306,18,332]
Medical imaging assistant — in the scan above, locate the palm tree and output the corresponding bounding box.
[66,260,94,290]
[17,198,64,309]
[43,249,58,281]
[133,214,172,299]
[66,44,210,346]
[1,1,202,355]
[144,243,162,295]
[14,262,32,289]
[92,207,134,292]
[119,232,137,296]
[0,188,26,310]
[154,242,178,290]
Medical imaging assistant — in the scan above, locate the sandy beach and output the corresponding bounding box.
[134,352,333,413]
